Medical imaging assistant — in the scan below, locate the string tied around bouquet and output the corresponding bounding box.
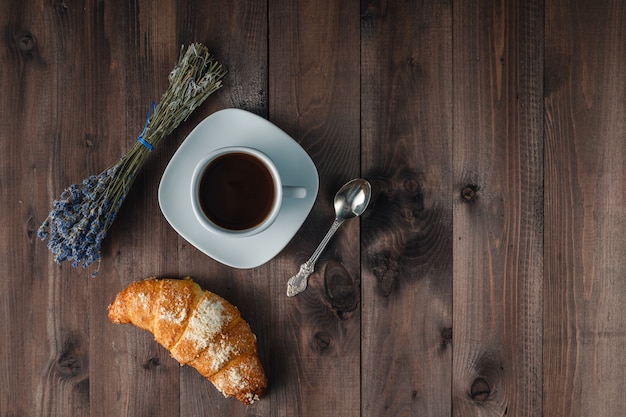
[137,101,157,151]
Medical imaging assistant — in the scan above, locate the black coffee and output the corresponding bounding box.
[198,152,275,231]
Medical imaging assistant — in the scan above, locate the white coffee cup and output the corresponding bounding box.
[190,146,306,237]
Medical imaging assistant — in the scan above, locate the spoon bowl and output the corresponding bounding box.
[286,178,371,297]
[334,178,371,220]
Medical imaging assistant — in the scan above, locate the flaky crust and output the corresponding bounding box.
[108,277,267,405]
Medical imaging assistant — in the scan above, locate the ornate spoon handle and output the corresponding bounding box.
[286,219,343,296]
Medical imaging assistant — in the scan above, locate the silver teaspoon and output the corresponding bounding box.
[286,178,371,297]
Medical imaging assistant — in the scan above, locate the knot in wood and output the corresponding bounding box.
[25,214,37,241]
[57,356,81,377]
[311,331,331,352]
[470,377,491,402]
[15,30,35,53]
[56,332,85,378]
[403,177,419,193]
[440,327,452,350]
[378,269,396,297]
[361,0,387,20]
[143,356,161,370]
[324,262,358,314]
[461,184,479,202]
[53,0,70,16]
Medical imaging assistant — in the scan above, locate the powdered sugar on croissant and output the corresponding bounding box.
[108,277,267,405]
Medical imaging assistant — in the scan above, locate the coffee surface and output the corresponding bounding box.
[198,152,275,230]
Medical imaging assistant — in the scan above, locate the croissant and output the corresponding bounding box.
[108,277,267,405]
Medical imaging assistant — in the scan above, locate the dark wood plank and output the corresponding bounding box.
[0,3,46,416]
[451,1,544,416]
[268,0,361,415]
[544,1,626,416]
[360,1,454,415]
[1,2,97,416]
[85,2,185,416]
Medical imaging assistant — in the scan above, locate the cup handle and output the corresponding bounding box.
[283,186,307,199]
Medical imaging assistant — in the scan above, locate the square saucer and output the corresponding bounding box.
[158,108,319,268]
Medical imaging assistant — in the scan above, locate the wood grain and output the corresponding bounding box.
[452,1,543,416]
[360,1,454,415]
[268,1,361,416]
[3,2,95,416]
[86,2,183,416]
[1,2,47,415]
[544,1,626,416]
[2,0,626,416]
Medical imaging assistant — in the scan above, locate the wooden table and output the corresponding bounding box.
[2,1,625,416]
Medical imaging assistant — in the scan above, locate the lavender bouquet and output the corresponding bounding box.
[38,43,226,271]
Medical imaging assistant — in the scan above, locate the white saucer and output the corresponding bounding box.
[158,108,319,268]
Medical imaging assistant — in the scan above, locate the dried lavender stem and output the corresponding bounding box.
[38,43,226,272]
